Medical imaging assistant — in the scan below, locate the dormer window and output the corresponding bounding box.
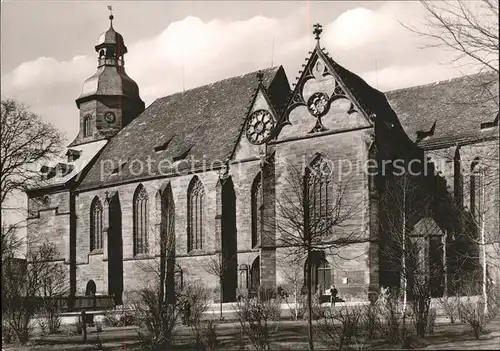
[480,114,499,130]
[154,136,174,153]
[84,115,92,137]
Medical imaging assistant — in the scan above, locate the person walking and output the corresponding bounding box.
[330,285,338,308]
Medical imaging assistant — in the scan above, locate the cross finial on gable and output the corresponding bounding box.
[313,23,323,41]
[256,70,264,83]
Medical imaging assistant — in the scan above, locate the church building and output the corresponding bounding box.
[26,15,499,305]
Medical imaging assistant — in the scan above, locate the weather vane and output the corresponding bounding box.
[313,23,323,41]
[107,5,114,23]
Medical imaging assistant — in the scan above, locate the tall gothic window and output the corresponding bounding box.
[470,158,482,234]
[133,184,149,255]
[83,115,92,137]
[188,176,204,252]
[90,197,103,251]
[251,173,263,248]
[306,156,333,234]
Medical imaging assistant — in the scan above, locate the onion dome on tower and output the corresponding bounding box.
[72,12,145,146]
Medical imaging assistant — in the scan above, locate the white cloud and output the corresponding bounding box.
[325,7,393,51]
[359,62,480,92]
[5,55,93,91]
[126,15,284,101]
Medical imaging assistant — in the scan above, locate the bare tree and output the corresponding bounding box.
[235,287,281,351]
[204,252,229,320]
[1,100,63,306]
[273,160,363,350]
[2,233,65,345]
[408,1,498,76]
[380,172,446,337]
[281,262,303,321]
[1,99,63,209]
[1,223,23,342]
[37,243,69,335]
[1,223,23,266]
[132,186,181,348]
[457,155,500,315]
[157,186,176,309]
[403,1,499,306]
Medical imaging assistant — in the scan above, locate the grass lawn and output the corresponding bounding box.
[3,317,499,350]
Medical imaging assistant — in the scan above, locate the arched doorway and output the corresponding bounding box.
[250,257,260,295]
[221,177,237,302]
[85,280,96,296]
[304,251,331,295]
[108,193,123,305]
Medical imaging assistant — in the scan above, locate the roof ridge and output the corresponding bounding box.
[385,70,498,95]
[157,66,280,102]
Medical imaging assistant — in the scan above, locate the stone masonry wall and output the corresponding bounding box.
[74,156,265,299]
[27,191,71,262]
[272,128,372,299]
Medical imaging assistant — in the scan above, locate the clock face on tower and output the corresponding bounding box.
[246,109,274,145]
[104,111,116,123]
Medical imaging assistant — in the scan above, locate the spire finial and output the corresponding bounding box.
[107,5,114,26]
[313,23,323,42]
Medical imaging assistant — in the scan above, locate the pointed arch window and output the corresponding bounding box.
[188,177,205,252]
[250,256,260,293]
[83,115,92,137]
[306,156,333,235]
[133,184,149,255]
[251,173,263,248]
[90,197,103,251]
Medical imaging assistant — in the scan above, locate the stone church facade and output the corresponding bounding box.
[27,17,499,304]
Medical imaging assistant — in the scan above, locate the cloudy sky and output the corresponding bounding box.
[1,0,482,144]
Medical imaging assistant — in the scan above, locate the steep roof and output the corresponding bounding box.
[386,71,499,148]
[76,59,498,191]
[310,48,418,156]
[78,66,289,190]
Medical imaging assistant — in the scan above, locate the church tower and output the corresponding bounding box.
[72,13,145,146]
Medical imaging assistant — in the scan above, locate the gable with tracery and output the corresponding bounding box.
[277,44,372,141]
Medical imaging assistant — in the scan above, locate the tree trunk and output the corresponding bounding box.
[303,166,314,351]
[159,239,166,310]
[443,230,448,297]
[402,175,407,314]
[307,247,314,351]
[294,281,298,321]
[480,172,488,315]
[220,276,223,320]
